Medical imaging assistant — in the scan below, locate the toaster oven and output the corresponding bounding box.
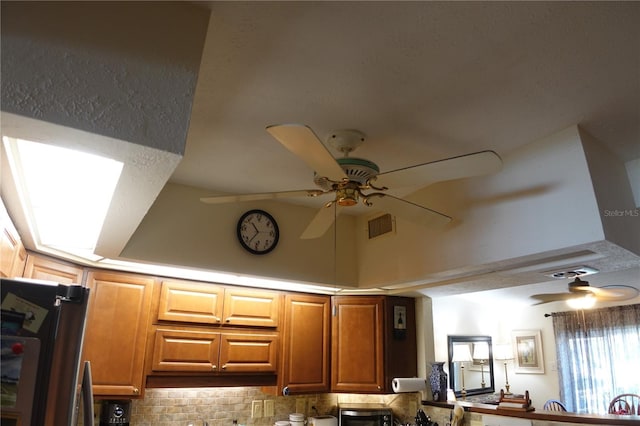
[338,403,393,426]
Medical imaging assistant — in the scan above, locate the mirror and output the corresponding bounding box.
[448,335,494,398]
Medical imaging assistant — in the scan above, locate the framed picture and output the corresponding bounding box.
[512,329,544,374]
[393,305,407,340]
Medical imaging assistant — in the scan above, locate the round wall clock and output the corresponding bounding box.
[236,209,279,255]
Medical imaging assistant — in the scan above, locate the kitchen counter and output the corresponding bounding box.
[422,400,640,425]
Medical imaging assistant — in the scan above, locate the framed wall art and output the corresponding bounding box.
[512,329,544,374]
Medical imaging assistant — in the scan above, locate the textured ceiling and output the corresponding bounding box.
[168,1,640,301]
[2,2,638,304]
[172,1,639,202]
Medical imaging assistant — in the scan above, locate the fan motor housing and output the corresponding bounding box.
[314,157,380,190]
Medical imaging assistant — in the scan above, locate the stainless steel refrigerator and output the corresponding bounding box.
[1,278,94,426]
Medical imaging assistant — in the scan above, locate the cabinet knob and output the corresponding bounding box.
[282,386,290,396]
[212,365,217,370]
[221,364,227,370]
[133,387,139,394]
[377,386,382,390]
[225,318,231,323]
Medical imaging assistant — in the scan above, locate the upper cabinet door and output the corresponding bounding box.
[331,295,385,393]
[83,270,155,398]
[23,253,84,284]
[150,326,221,373]
[223,288,281,328]
[280,293,331,395]
[157,279,224,324]
[0,204,26,278]
[219,332,278,373]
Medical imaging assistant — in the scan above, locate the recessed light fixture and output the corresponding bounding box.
[3,136,123,260]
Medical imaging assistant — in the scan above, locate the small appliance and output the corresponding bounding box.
[99,400,131,426]
[309,415,337,426]
[338,403,392,426]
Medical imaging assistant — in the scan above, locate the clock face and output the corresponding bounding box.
[237,209,279,255]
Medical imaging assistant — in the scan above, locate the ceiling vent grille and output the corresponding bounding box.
[368,213,394,239]
[543,265,599,279]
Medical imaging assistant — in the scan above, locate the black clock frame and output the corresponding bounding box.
[236,209,279,255]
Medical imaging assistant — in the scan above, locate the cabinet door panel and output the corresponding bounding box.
[1,220,25,278]
[219,332,278,373]
[331,296,385,392]
[158,280,224,324]
[223,289,280,327]
[83,271,154,397]
[152,328,220,372]
[23,254,84,284]
[281,294,330,394]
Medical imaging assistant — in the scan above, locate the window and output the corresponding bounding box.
[552,304,640,414]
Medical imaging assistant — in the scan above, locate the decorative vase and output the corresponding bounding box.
[429,362,448,402]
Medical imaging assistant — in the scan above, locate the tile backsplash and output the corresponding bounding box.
[110,387,421,426]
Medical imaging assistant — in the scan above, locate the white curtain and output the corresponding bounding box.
[552,304,640,414]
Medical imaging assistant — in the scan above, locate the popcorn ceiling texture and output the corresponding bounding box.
[1,2,208,155]
[119,387,420,426]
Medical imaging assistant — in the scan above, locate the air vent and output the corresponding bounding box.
[543,266,599,279]
[368,213,394,239]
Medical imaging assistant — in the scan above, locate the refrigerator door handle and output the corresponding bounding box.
[81,361,95,426]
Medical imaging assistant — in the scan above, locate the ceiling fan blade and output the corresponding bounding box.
[582,286,639,301]
[367,194,451,228]
[200,189,327,204]
[266,124,347,181]
[300,204,342,239]
[374,150,502,189]
[529,292,581,305]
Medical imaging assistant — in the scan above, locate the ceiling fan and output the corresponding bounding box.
[530,277,639,305]
[201,124,503,239]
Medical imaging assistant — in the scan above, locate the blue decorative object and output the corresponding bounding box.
[429,362,448,401]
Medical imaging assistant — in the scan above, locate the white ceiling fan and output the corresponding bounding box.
[201,124,503,239]
[530,277,639,305]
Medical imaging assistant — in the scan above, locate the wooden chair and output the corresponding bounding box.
[608,394,640,415]
[543,399,567,411]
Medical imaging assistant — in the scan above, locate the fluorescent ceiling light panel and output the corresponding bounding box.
[3,137,123,257]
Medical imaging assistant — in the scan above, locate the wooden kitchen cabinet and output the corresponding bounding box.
[156,279,281,328]
[0,202,26,278]
[22,252,84,284]
[279,293,331,395]
[150,326,220,372]
[223,287,281,327]
[157,279,224,324]
[82,270,155,398]
[331,295,416,393]
[150,326,278,374]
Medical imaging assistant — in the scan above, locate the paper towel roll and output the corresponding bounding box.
[391,377,427,393]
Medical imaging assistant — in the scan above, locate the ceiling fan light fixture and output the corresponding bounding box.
[336,187,359,206]
[566,294,596,309]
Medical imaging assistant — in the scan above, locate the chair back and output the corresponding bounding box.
[543,399,567,411]
[608,393,640,415]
